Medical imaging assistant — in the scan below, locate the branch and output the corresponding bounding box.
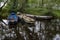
[0,0,8,9]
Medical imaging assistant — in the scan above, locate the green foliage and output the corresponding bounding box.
[53,10,60,18]
[0,8,9,19]
[1,0,60,18]
[0,0,2,2]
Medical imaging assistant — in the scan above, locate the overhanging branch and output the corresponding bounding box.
[0,0,8,9]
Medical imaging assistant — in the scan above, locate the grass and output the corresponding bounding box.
[53,10,60,18]
[24,7,48,15]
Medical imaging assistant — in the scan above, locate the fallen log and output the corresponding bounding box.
[26,14,53,20]
[17,13,53,23]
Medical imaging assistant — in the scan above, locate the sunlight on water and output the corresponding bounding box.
[53,34,60,40]
[34,21,40,32]
[0,19,60,40]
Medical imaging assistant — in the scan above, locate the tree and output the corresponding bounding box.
[0,0,8,12]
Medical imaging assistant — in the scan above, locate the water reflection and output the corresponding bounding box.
[0,19,60,40]
[34,21,40,33]
[53,34,60,40]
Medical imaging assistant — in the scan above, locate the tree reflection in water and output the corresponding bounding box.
[0,19,60,40]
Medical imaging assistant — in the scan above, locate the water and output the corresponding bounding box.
[53,34,60,40]
[0,19,60,40]
[34,21,40,33]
